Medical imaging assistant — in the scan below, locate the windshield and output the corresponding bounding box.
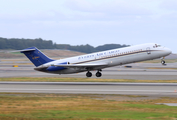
[154,44,161,48]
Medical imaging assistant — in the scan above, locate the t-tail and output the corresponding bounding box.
[20,47,54,67]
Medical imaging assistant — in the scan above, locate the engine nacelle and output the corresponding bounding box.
[46,62,67,71]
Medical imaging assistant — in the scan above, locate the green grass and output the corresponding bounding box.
[0,93,177,120]
[1,110,177,120]
[0,77,177,83]
[139,59,177,63]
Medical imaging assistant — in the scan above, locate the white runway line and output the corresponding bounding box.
[1,82,177,86]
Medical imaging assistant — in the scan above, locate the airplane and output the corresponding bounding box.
[18,43,172,77]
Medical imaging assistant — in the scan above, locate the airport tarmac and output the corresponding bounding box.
[0,62,177,96]
[0,62,177,80]
[0,82,177,97]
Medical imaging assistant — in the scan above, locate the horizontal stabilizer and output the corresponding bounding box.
[11,48,36,53]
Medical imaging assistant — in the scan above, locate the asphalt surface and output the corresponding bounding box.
[0,62,177,96]
[0,82,177,96]
[0,62,177,80]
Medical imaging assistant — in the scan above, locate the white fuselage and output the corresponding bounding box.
[36,43,172,74]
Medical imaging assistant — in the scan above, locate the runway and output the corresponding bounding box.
[1,62,177,80]
[1,62,177,96]
[1,82,177,96]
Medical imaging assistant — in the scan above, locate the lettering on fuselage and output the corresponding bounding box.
[77,48,145,61]
[78,50,120,60]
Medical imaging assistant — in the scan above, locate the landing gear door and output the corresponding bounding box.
[146,47,151,54]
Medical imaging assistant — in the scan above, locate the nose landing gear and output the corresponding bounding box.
[161,57,166,65]
[161,60,166,65]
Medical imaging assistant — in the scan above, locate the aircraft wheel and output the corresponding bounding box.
[86,71,92,77]
[161,60,166,65]
[96,72,102,77]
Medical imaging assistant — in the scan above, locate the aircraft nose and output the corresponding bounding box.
[164,48,172,55]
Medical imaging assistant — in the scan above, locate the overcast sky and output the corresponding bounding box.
[0,0,177,53]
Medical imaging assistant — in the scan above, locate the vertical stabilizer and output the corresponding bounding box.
[20,47,54,67]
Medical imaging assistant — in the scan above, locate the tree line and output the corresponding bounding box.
[0,37,129,53]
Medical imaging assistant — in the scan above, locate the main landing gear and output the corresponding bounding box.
[86,71,92,77]
[86,70,102,77]
[96,72,102,77]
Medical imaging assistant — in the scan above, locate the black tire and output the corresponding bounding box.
[161,60,165,64]
[96,72,102,77]
[86,72,92,77]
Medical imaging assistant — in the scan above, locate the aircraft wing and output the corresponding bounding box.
[51,63,108,69]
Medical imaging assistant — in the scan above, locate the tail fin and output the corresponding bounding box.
[20,47,54,67]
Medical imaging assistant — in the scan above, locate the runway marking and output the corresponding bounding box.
[1,82,177,86]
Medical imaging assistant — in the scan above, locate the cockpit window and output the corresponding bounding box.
[153,44,161,48]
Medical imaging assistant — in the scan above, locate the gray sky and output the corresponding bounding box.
[0,0,177,53]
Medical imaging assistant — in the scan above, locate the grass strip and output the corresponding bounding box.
[0,93,177,120]
[139,59,177,63]
[0,77,177,83]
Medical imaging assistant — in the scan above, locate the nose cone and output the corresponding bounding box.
[164,48,172,56]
